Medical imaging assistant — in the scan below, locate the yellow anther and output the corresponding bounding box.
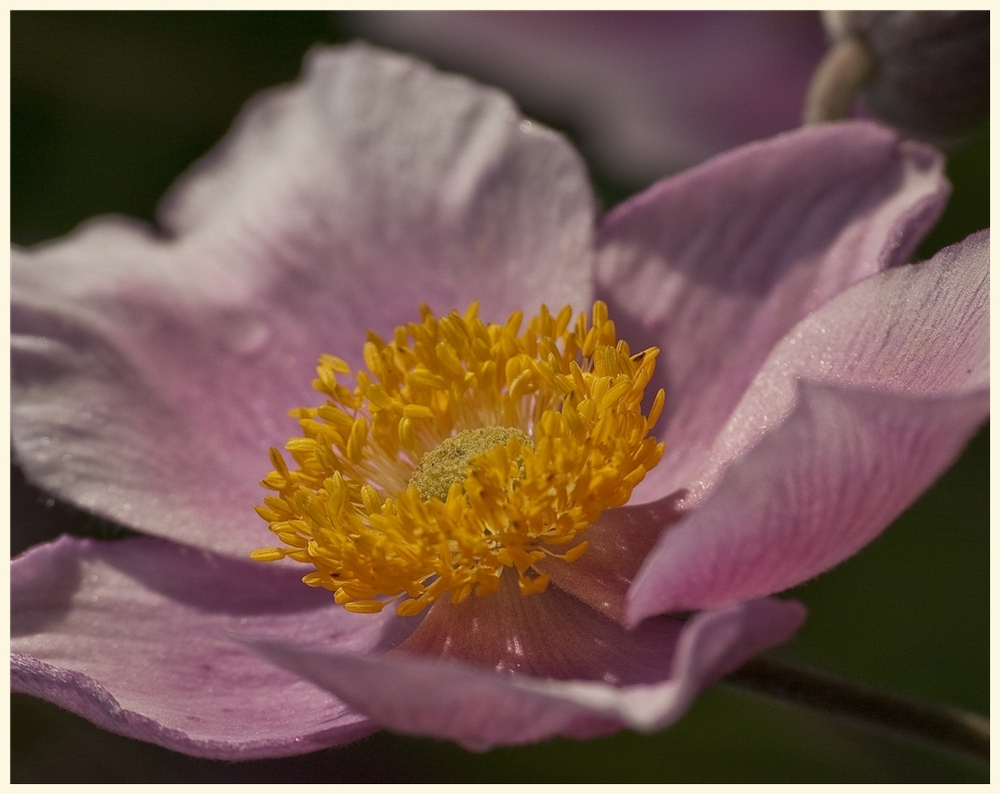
[435,341,466,377]
[648,388,666,429]
[346,418,367,463]
[409,369,449,389]
[599,381,632,412]
[362,342,382,375]
[398,416,417,450]
[343,600,386,614]
[366,384,396,409]
[396,598,426,617]
[360,484,381,515]
[562,541,590,563]
[249,547,286,562]
[504,310,524,336]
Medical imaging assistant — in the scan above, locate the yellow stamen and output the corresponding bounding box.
[252,301,665,615]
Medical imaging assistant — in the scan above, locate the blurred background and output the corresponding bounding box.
[11,11,989,783]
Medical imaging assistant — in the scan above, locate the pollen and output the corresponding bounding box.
[251,301,665,616]
[410,427,534,502]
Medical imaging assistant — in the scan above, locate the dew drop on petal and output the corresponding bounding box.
[220,310,271,356]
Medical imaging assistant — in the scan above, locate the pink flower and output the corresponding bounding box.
[353,11,828,183]
[11,45,988,758]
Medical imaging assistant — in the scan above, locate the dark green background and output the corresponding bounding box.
[11,12,989,782]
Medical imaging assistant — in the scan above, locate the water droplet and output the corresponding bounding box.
[220,310,270,356]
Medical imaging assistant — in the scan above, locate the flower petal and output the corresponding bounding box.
[159,43,595,321]
[626,232,989,621]
[538,491,686,623]
[598,121,949,501]
[11,44,596,557]
[11,534,417,759]
[395,572,683,684]
[355,11,826,182]
[627,384,988,624]
[247,598,805,750]
[687,229,988,501]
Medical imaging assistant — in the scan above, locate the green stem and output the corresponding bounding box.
[723,655,989,762]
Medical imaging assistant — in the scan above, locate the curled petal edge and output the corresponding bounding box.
[626,382,989,624]
[11,653,377,760]
[245,597,806,751]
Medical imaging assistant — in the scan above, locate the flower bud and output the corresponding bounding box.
[806,11,988,143]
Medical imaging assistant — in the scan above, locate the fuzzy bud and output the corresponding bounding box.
[806,11,988,143]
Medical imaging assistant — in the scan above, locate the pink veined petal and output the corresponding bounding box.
[626,384,988,623]
[687,229,989,501]
[626,230,988,622]
[246,598,806,751]
[10,43,596,558]
[354,11,827,183]
[598,120,949,502]
[10,534,420,760]
[537,491,687,623]
[395,572,684,683]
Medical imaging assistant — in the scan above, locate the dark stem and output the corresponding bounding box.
[723,654,989,763]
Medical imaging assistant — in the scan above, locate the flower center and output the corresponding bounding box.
[250,301,665,616]
[409,427,534,502]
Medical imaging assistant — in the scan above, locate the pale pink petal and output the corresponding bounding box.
[627,384,988,623]
[159,43,595,320]
[598,121,949,502]
[626,231,988,621]
[354,11,826,183]
[11,44,596,558]
[688,229,988,500]
[248,598,805,750]
[11,534,418,759]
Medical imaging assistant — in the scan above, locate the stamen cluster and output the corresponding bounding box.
[251,301,665,615]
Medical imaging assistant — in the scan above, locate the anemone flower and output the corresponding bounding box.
[352,11,827,184]
[11,44,989,759]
